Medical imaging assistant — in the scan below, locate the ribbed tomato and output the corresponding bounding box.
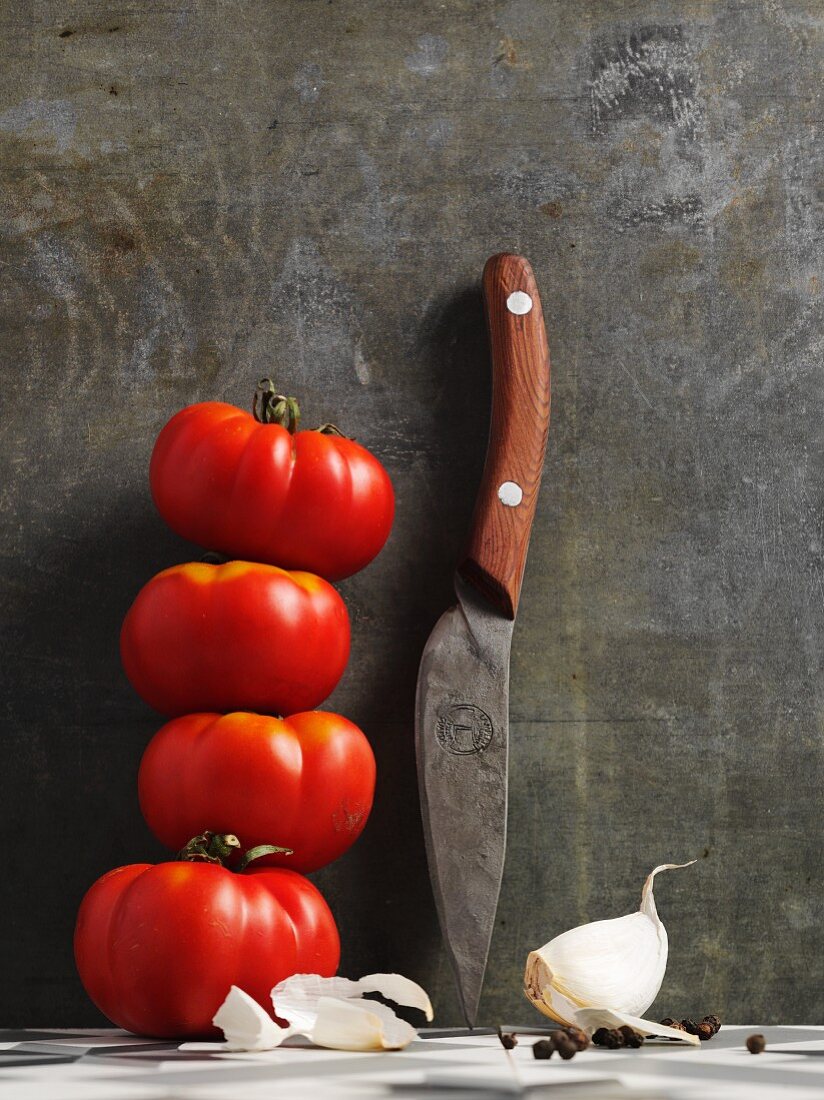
[74,838,339,1038]
[138,711,376,873]
[149,382,395,580]
[120,561,349,717]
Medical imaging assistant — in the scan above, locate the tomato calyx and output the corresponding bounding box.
[176,831,241,864]
[175,830,293,872]
[253,379,353,440]
[253,379,301,433]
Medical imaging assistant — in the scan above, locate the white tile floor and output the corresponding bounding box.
[0,1025,821,1098]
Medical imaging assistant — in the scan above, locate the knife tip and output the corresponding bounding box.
[457,984,481,1032]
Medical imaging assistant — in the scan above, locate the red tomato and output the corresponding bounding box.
[120,561,349,717]
[74,849,339,1038]
[139,711,376,873]
[149,386,395,580]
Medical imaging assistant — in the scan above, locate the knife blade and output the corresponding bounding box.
[415,252,551,1027]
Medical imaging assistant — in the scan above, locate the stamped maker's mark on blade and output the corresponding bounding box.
[415,581,514,1026]
[435,704,494,755]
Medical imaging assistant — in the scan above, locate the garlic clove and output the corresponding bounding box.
[524,861,696,1026]
[309,995,417,1051]
[576,1007,700,1046]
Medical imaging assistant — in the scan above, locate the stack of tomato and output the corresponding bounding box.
[74,381,394,1038]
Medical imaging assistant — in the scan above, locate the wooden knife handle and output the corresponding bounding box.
[458,253,551,619]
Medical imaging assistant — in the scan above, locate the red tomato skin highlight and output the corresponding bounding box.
[150,401,394,581]
[120,561,350,717]
[138,711,376,873]
[74,862,339,1038]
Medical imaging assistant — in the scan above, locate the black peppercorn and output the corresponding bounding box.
[619,1025,643,1048]
[564,1026,590,1051]
[701,1015,721,1036]
[659,1017,684,1031]
[746,1033,766,1054]
[554,1033,577,1060]
[681,1019,701,1036]
[500,1032,517,1050]
[592,1027,610,1047]
[697,1021,714,1041]
[533,1038,555,1060]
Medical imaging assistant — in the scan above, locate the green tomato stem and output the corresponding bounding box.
[239,844,294,871]
[253,379,301,432]
[175,831,292,872]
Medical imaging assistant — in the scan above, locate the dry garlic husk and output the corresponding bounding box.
[207,972,433,1053]
[524,862,698,1044]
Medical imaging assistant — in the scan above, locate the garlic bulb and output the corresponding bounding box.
[525,862,696,1038]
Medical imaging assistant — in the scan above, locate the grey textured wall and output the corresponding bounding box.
[2,0,823,1028]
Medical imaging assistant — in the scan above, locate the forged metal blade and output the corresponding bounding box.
[415,574,514,1028]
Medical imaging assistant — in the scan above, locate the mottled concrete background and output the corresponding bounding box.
[2,0,822,1027]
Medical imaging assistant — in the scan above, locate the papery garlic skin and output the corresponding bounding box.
[271,972,433,1031]
[206,972,432,1053]
[525,862,696,1027]
[576,1007,699,1046]
[213,986,291,1051]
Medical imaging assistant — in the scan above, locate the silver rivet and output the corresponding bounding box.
[506,291,533,315]
[498,481,523,507]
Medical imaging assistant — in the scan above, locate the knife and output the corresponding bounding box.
[415,252,551,1028]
